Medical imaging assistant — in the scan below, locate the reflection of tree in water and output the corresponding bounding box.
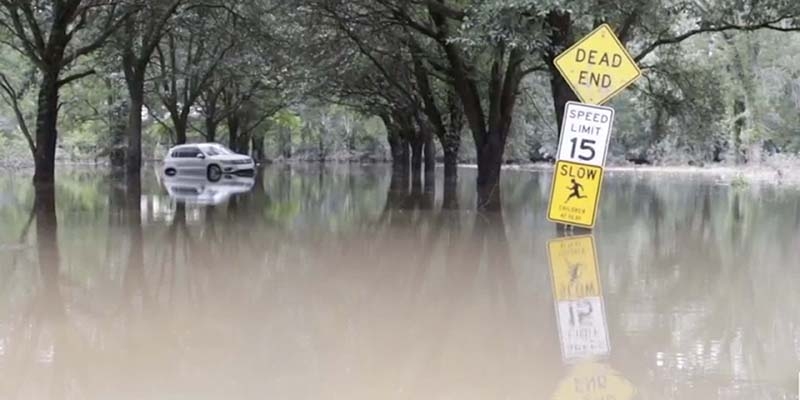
[4,169,799,398]
[0,186,94,397]
[602,179,799,398]
[123,174,149,312]
[316,169,544,397]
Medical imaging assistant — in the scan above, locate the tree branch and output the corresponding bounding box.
[57,69,96,87]
[62,4,137,67]
[635,16,800,62]
[0,71,35,155]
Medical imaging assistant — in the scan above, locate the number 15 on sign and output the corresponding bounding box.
[558,102,615,167]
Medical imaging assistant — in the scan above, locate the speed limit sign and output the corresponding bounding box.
[557,102,615,167]
[547,102,615,228]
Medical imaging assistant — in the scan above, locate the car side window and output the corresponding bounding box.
[184,147,201,157]
[172,147,201,158]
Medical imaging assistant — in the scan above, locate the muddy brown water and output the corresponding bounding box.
[0,165,799,400]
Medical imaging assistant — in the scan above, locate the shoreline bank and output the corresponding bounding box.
[1,160,797,186]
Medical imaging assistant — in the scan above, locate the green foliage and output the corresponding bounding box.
[1,0,800,167]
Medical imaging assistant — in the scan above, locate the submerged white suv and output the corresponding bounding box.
[163,143,255,181]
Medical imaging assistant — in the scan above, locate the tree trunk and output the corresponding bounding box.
[476,132,505,211]
[423,132,436,203]
[252,135,264,162]
[228,114,240,151]
[545,11,579,136]
[410,137,424,187]
[391,139,410,174]
[174,117,188,145]
[443,146,458,185]
[386,161,410,211]
[126,75,145,173]
[444,91,462,185]
[424,133,435,175]
[33,69,60,185]
[733,98,746,164]
[347,125,356,152]
[281,127,292,159]
[206,116,218,142]
[239,131,251,155]
[107,78,128,169]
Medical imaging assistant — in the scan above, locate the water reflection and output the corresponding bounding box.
[162,174,255,205]
[0,166,798,399]
[547,235,634,400]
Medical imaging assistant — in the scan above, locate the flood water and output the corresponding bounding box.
[1,164,799,400]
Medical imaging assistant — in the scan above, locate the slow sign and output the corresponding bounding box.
[554,24,641,105]
[548,161,604,228]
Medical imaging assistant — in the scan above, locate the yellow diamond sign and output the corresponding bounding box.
[555,24,641,105]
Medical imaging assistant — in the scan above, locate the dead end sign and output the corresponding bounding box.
[554,24,641,105]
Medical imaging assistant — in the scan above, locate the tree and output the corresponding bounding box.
[147,4,235,145]
[115,0,182,171]
[320,0,800,208]
[0,0,133,184]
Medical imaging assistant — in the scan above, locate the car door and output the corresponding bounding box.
[182,146,206,173]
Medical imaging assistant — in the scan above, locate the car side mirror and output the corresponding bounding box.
[196,153,206,159]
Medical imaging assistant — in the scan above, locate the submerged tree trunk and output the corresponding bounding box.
[476,131,506,211]
[424,133,435,176]
[428,5,522,210]
[443,92,463,185]
[239,130,251,155]
[33,69,60,185]
[410,137,424,184]
[107,78,128,169]
[390,138,410,174]
[443,147,458,184]
[252,135,264,162]
[281,126,292,159]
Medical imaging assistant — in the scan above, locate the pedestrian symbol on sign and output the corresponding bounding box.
[566,179,588,203]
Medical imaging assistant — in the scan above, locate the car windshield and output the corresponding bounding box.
[201,145,234,156]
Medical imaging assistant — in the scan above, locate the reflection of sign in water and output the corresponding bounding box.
[548,236,635,400]
[556,298,609,360]
[548,161,604,228]
[548,236,607,360]
[552,362,635,400]
[554,24,642,105]
[548,235,601,301]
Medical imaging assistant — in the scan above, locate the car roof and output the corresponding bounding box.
[169,143,224,150]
